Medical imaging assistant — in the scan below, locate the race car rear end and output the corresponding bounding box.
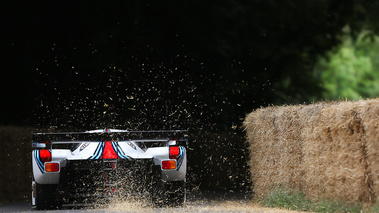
[31,129,188,209]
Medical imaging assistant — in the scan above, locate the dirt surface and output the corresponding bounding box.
[0,201,301,213]
[107,200,301,213]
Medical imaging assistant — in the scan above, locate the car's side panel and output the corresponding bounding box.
[162,148,187,181]
[146,147,170,162]
[146,146,187,181]
[32,150,60,184]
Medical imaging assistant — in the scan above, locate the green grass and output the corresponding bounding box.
[258,187,375,212]
[260,188,312,211]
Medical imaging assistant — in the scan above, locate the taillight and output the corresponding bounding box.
[169,146,180,159]
[39,149,52,162]
[162,160,176,169]
[45,162,60,172]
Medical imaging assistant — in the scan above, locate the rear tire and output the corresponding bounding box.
[166,180,185,206]
[35,183,61,210]
[151,179,185,207]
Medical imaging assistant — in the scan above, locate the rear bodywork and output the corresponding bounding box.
[31,129,188,208]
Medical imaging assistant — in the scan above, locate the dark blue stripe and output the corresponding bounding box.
[97,143,105,159]
[115,143,130,159]
[36,151,43,170]
[100,142,106,159]
[90,143,103,159]
[35,151,45,173]
[176,146,185,170]
[89,144,100,159]
[111,142,119,157]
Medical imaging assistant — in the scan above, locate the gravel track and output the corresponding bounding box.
[0,201,300,213]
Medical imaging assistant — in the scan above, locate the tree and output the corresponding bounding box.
[3,0,379,192]
[315,31,379,100]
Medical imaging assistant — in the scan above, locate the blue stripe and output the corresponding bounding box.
[90,143,104,159]
[176,146,185,170]
[98,143,105,159]
[111,142,119,157]
[35,151,45,173]
[89,144,100,159]
[110,142,121,159]
[115,143,130,159]
[101,143,105,158]
[36,151,43,171]
[115,143,125,157]
[114,143,128,159]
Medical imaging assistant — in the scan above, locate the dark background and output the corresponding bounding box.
[2,0,379,200]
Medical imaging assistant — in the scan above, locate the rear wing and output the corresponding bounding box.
[32,129,188,149]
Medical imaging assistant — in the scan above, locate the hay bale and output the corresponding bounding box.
[319,101,369,202]
[362,99,379,202]
[0,126,33,204]
[300,102,329,199]
[244,105,305,196]
[244,98,379,203]
[244,106,279,196]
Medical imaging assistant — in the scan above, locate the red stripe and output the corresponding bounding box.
[101,141,118,159]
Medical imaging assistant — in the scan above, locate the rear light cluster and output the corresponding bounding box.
[162,160,176,170]
[45,162,60,172]
[39,149,52,162]
[162,146,181,170]
[39,149,60,172]
[169,146,180,159]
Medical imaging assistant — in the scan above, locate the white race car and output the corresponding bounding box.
[31,129,188,209]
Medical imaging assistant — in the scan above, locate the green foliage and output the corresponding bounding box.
[314,32,379,100]
[5,0,379,126]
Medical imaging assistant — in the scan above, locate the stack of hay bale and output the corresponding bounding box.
[243,99,379,203]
